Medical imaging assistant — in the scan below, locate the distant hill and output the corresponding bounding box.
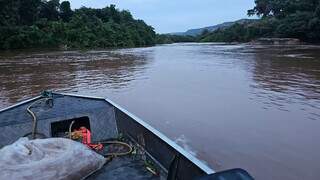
[170,19,256,37]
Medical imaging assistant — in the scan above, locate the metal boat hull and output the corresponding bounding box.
[0,92,214,180]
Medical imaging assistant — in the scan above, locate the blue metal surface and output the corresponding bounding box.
[0,92,214,179]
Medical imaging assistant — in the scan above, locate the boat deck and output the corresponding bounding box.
[87,156,160,180]
[0,93,214,180]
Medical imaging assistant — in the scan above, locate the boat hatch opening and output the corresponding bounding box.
[51,117,91,137]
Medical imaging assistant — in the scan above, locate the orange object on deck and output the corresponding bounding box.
[74,127,103,151]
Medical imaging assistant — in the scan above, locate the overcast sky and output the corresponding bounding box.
[68,0,255,33]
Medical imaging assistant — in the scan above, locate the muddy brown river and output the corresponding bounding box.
[0,43,319,180]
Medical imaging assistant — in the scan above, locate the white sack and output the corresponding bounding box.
[0,137,106,180]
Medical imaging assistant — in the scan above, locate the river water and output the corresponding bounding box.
[0,43,319,179]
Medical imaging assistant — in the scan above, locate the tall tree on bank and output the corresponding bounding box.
[40,0,60,21]
[60,1,73,22]
[247,0,320,41]
[19,0,41,25]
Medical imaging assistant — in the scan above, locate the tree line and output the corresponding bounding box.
[161,0,320,44]
[0,0,156,49]
[2,0,319,49]
[200,0,320,43]
[156,34,196,44]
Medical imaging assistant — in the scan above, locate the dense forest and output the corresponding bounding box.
[0,0,156,49]
[200,0,320,43]
[2,0,320,49]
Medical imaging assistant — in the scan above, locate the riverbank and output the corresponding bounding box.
[249,38,302,45]
[0,2,156,50]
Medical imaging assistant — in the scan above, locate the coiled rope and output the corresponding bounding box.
[98,140,133,157]
[68,121,132,157]
[26,97,52,139]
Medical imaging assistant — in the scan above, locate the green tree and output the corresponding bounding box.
[201,0,320,43]
[19,0,41,25]
[0,0,20,26]
[0,1,157,49]
[60,1,73,22]
[40,0,60,21]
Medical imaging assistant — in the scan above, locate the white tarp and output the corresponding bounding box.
[0,137,106,180]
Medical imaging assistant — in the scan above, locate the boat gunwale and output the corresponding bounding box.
[0,92,215,175]
[0,96,42,113]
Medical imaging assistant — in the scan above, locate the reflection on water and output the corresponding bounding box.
[0,50,153,106]
[0,44,320,180]
[249,46,320,121]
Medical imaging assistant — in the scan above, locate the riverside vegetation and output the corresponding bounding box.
[1,0,320,50]
[0,0,156,49]
[158,0,320,44]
